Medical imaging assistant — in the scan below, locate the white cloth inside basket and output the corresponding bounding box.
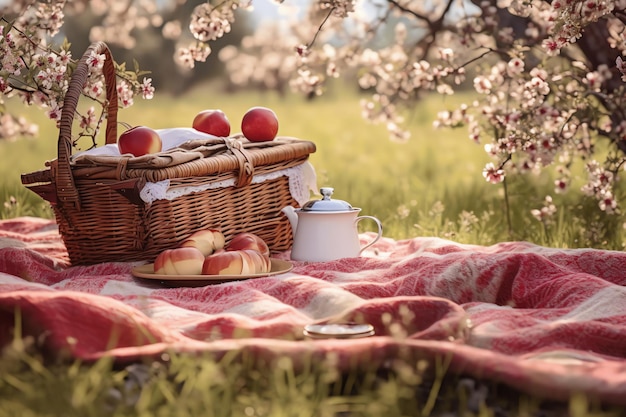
[74,128,219,156]
[140,161,318,205]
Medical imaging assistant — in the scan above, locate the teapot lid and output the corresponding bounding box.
[301,187,353,211]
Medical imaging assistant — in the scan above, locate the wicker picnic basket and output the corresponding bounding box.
[20,42,316,266]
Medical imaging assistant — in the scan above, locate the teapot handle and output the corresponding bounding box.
[355,216,383,254]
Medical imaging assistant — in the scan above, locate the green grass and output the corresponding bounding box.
[4,80,624,248]
[1,337,623,416]
[2,82,626,415]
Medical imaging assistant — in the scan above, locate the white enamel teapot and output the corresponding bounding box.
[281,187,383,262]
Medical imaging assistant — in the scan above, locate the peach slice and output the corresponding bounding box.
[202,250,244,275]
[227,232,270,257]
[180,229,225,256]
[154,247,205,275]
[239,249,270,274]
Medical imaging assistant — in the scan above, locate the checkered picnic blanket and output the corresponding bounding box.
[1,216,626,404]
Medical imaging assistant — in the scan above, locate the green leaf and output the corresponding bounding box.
[1,18,16,33]
[61,38,72,51]
[115,61,127,72]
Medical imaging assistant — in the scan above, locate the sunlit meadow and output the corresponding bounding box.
[3,81,624,249]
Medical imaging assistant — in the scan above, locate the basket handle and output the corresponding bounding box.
[56,41,118,210]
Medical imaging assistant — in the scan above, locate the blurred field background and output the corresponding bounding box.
[2,80,624,249]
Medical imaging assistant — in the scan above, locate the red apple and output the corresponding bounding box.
[227,232,270,257]
[241,107,279,142]
[180,229,225,256]
[192,109,231,137]
[154,247,205,275]
[118,126,162,157]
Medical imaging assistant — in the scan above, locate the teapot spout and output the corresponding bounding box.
[281,206,298,238]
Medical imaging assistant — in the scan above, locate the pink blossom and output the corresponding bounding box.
[531,196,557,222]
[482,163,505,184]
[86,52,105,71]
[141,78,155,100]
[542,39,560,54]
[80,107,96,129]
[116,80,135,108]
[0,78,9,93]
[473,76,492,94]
[175,48,195,68]
[46,101,62,121]
[584,71,602,90]
[599,191,618,213]
[296,44,309,58]
[189,4,232,42]
[506,58,525,76]
[85,81,104,99]
[57,50,71,65]
[554,179,568,193]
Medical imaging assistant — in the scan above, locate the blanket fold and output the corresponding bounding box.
[1,217,626,404]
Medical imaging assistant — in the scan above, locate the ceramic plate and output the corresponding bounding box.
[132,258,293,287]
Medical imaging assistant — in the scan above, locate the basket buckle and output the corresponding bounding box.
[224,137,254,187]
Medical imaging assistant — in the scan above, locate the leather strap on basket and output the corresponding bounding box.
[223,137,255,187]
[56,42,118,211]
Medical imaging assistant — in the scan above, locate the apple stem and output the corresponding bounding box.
[119,121,133,130]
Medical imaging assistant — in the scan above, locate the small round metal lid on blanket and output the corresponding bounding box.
[303,323,375,339]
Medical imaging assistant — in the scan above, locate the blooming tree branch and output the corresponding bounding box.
[2,0,626,219]
[0,1,154,149]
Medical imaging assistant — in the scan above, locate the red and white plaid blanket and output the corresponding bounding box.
[1,217,626,404]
